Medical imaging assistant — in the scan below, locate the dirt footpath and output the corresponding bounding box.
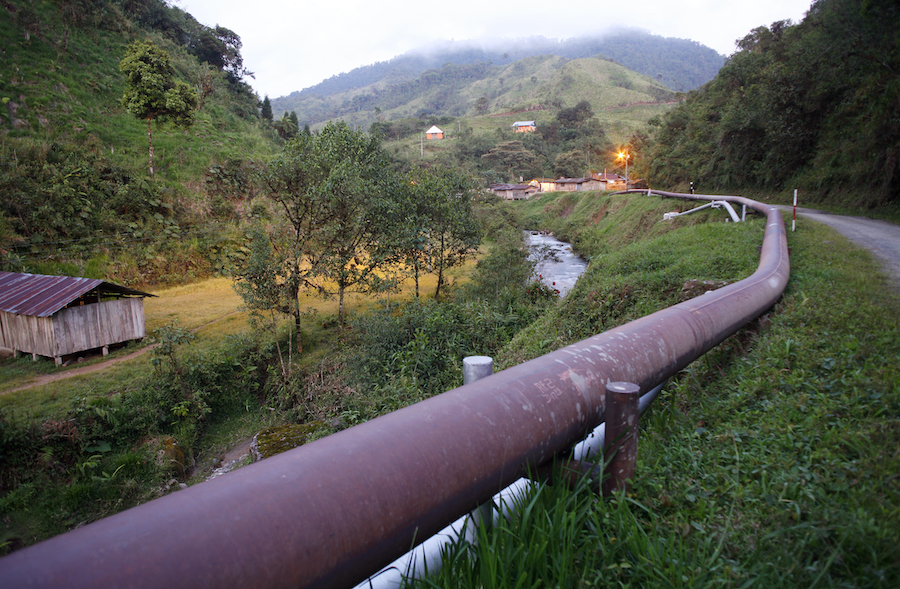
[1,311,239,395]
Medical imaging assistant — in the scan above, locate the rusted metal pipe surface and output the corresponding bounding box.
[0,193,789,589]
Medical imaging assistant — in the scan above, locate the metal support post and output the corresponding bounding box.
[602,382,640,496]
[461,356,494,532]
[462,356,493,385]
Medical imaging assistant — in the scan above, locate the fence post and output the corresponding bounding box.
[462,356,494,538]
[602,382,640,496]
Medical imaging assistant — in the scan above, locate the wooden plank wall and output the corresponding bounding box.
[0,311,56,357]
[53,298,146,356]
[0,298,146,359]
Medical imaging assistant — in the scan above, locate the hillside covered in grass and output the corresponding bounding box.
[275,53,679,140]
[0,0,279,283]
[271,29,723,125]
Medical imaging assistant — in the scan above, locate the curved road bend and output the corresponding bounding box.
[777,205,900,294]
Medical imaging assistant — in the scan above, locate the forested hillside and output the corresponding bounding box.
[271,30,721,129]
[274,30,723,110]
[0,0,277,283]
[274,55,678,136]
[642,0,899,209]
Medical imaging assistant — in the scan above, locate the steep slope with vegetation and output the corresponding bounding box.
[0,0,277,283]
[642,0,899,211]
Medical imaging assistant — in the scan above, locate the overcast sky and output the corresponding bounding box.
[177,0,814,99]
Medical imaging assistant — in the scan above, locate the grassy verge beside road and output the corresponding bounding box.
[413,192,900,588]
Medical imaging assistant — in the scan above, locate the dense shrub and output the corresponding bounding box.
[345,228,557,407]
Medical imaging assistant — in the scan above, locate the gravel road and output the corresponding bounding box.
[778,205,900,293]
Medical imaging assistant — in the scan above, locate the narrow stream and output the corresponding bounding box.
[526,231,588,297]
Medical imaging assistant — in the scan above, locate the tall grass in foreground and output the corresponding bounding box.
[410,210,900,588]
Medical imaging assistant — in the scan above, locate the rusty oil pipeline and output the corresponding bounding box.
[0,192,789,589]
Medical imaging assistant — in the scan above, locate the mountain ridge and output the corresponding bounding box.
[275,54,680,138]
[283,29,724,101]
[271,30,724,127]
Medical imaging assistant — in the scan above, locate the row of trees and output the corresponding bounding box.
[232,122,482,358]
[261,96,305,140]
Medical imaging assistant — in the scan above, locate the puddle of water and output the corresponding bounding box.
[526,232,588,297]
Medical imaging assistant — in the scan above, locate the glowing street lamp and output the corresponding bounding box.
[617,150,631,186]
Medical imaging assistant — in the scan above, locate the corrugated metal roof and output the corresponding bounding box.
[0,271,154,318]
[490,183,533,191]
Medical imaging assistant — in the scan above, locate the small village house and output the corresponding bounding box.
[0,271,155,365]
[591,172,627,191]
[532,178,556,193]
[512,121,536,133]
[553,177,604,192]
[425,125,444,139]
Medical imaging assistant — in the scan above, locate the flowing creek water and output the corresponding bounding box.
[526,231,588,296]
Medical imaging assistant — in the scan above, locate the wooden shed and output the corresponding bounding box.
[489,183,539,200]
[0,271,155,365]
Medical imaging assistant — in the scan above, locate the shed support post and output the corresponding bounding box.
[602,382,640,497]
[102,346,109,356]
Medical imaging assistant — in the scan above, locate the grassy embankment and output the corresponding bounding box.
[412,190,900,588]
[2,191,897,586]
